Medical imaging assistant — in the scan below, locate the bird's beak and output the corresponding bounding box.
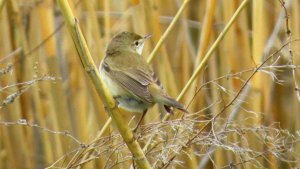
[143,34,152,40]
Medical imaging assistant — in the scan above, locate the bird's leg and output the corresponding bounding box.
[132,109,147,132]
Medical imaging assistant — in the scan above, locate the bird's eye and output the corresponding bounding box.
[134,41,139,46]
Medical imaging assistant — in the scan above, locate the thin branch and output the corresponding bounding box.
[0,119,83,145]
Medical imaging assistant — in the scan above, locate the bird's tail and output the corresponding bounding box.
[154,94,189,114]
[149,84,189,114]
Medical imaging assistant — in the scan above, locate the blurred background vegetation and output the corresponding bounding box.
[0,0,300,168]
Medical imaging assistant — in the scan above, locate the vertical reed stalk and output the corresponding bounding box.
[56,0,151,168]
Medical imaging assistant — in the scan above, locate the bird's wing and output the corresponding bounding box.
[102,61,158,104]
[102,60,189,113]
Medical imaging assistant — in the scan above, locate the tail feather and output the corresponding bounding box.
[149,83,189,113]
[156,95,189,114]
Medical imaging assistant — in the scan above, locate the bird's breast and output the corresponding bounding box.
[99,63,127,97]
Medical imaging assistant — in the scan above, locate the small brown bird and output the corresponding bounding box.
[99,32,188,130]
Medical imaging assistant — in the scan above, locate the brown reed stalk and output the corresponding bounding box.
[251,0,272,168]
[0,1,33,168]
[36,0,69,161]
